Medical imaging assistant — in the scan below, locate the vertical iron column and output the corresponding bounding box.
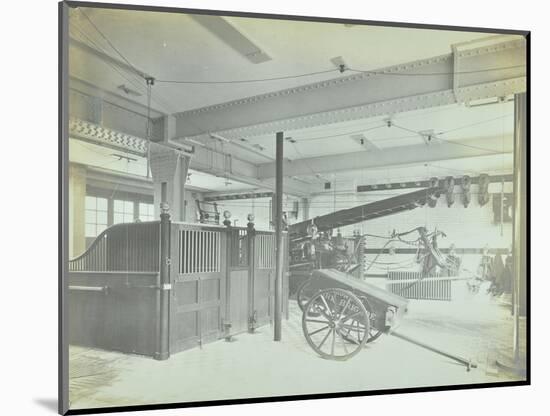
[157,185,171,360]
[223,219,233,340]
[274,132,284,341]
[512,93,527,362]
[496,92,527,376]
[247,218,256,332]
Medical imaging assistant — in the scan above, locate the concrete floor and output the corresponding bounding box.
[68,283,526,410]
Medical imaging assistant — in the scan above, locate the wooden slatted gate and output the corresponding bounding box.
[387,270,452,301]
[170,224,227,353]
[227,228,250,336]
[251,231,289,328]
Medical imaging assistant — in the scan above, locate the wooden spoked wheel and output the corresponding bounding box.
[340,295,383,344]
[302,288,369,361]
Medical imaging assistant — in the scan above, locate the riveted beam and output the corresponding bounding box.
[173,38,526,142]
[258,135,513,179]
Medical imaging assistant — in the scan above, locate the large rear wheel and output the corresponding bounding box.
[302,288,369,361]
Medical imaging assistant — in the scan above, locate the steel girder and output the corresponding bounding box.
[172,38,526,143]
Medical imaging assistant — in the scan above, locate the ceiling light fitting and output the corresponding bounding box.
[330,56,348,74]
[184,138,206,147]
[210,133,230,143]
[117,84,142,97]
[419,130,436,145]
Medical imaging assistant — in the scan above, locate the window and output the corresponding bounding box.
[113,199,135,224]
[139,202,155,221]
[85,196,108,237]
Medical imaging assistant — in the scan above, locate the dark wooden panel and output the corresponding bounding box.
[228,270,249,335]
[67,272,159,357]
[172,312,199,352]
[175,281,198,306]
[201,306,221,337]
[201,278,220,303]
[253,269,273,326]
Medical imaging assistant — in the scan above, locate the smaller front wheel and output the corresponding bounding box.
[340,295,383,344]
[302,288,369,361]
[296,277,317,312]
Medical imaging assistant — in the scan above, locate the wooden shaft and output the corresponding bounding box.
[391,330,476,370]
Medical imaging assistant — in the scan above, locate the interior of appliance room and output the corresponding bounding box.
[64,4,528,410]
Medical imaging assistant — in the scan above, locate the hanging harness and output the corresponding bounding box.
[355,226,452,294]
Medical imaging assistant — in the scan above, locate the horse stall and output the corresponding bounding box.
[68,217,288,360]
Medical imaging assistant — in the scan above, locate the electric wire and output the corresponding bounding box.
[250,105,461,144]
[156,69,340,84]
[246,112,514,155]
[71,13,516,157]
[154,64,526,85]
[296,124,385,142]
[438,113,514,135]
[78,8,144,79]
[70,11,518,195]
[74,12,524,86]
[69,24,146,95]
[347,64,525,77]
[289,142,327,184]
[69,22,173,113]
[388,114,514,153]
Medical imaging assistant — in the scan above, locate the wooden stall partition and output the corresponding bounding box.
[283,233,290,320]
[251,231,289,328]
[67,222,161,357]
[226,227,251,336]
[169,222,227,353]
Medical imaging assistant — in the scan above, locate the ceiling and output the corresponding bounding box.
[68,7,506,112]
[242,100,514,162]
[67,6,520,193]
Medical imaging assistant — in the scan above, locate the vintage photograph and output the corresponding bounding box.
[60,2,529,413]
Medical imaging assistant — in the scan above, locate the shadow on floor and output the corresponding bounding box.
[34,398,58,413]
